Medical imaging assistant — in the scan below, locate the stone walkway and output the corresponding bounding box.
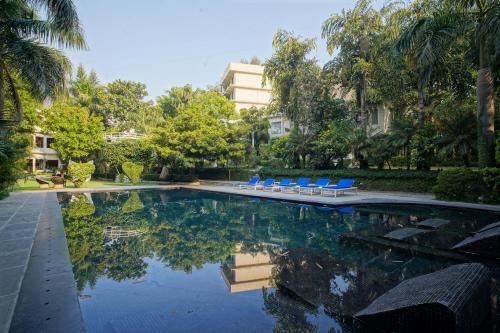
[0,193,46,333]
[184,185,500,212]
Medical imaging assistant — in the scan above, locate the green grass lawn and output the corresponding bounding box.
[13,179,160,191]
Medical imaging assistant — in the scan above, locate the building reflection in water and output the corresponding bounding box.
[221,244,276,293]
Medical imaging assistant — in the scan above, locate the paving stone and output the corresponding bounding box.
[0,250,31,271]
[0,266,24,297]
[2,222,37,232]
[0,193,45,333]
[0,238,33,255]
[10,193,85,333]
[9,214,39,224]
[0,228,37,241]
[0,294,17,333]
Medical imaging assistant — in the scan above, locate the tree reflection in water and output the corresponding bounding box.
[58,189,499,332]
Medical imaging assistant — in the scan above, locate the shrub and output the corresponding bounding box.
[122,162,144,185]
[480,168,500,203]
[98,139,155,175]
[432,168,484,202]
[389,155,407,168]
[68,162,95,188]
[196,168,256,181]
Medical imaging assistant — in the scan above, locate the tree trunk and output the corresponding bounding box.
[359,77,368,128]
[477,42,496,167]
[251,131,255,149]
[417,88,425,127]
[359,37,369,129]
[463,153,470,168]
[0,58,4,121]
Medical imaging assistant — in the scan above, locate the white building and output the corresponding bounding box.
[29,127,61,172]
[220,62,291,138]
[220,62,272,112]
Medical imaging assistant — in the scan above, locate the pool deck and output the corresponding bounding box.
[1,183,499,332]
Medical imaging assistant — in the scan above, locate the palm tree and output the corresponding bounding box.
[433,95,477,167]
[394,0,500,166]
[389,117,417,170]
[69,64,101,114]
[0,0,85,124]
[322,0,384,128]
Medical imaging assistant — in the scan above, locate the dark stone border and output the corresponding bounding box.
[9,193,85,333]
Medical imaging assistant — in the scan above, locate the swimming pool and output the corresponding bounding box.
[58,189,500,332]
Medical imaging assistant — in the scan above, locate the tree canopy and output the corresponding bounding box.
[43,103,104,162]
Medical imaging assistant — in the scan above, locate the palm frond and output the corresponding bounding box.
[25,0,86,49]
[4,35,71,100]
[3,65,23,122]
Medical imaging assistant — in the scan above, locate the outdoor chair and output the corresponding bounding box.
[35,176,50,189]
[280,177,311,193]
[321,179,358,197]
[253,178,276,190]
[263,178,292,192]
[298,178,330,195]
[234,177,260,189]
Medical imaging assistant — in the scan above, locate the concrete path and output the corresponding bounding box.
[184,185,500,212]
[0,193,46,333]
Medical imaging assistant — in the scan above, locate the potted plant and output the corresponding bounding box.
[51,174,65,189]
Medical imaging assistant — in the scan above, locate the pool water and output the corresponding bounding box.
[58,189,500,333]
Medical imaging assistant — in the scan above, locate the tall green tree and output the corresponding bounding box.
[239,106,269,151]
[43,103,105,162]
[263,30,316,126]
[395,0,500,166]
[433,94,477,167]
[95,80,156,132]
[322,0,384,128]
[69,64,102,114]
[156,84,199,118]
[150,90,243,169]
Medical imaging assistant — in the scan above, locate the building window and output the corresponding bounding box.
[26,159,34,172]
[270,121,282,135]
[35,159,44,170]
[45,160,59,171]
[371,109,379,125]
[35,136,44,148]
[46,137,55,148]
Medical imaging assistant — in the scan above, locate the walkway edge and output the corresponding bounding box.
[9,193,85,333]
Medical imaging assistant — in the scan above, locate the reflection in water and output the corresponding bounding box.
[221,244,277,293]
[58,189,500,333]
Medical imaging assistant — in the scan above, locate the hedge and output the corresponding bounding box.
[259,168,438,193]
[141,167,437,192]
[433,168,500,204]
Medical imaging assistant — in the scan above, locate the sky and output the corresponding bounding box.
[67,0,385,100]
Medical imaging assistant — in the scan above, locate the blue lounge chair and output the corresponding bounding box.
[253,178,276,190]
[280,177,311,193]
[234,176,260,189]
[299,178,331,195]
[321,179,358,197]
[263,178,292,192]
